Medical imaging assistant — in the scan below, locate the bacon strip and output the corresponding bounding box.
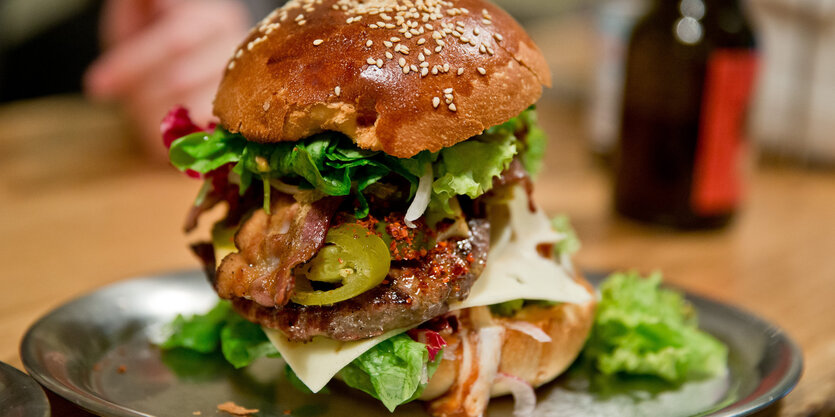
[213,194,341,307]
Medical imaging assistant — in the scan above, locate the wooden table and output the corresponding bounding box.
[1,95,833,416]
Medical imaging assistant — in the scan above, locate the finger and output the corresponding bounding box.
[86,0,248,99]
[132,29,243,110]
[98,0,160,47]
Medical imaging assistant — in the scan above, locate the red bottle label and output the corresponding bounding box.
[691,49,758,215]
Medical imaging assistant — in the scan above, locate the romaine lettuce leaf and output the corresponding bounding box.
[339,333,443,412]
[584,272,728,383]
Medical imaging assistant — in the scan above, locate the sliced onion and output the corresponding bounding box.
[504,321,552,343]
[463,326,504,416]
[496,373,537,417]
[404,164,433,228]
[269,178,301,195]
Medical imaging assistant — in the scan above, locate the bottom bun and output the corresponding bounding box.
[420,276,596,403]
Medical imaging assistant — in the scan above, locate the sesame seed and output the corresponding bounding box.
[405,32,412,39]
[477,67,487,75]
[482,18,491,25]
[399,57,407,67]
[443,88,454,94]
[418,53,425,61]
[473,27,481,35]
[235,49,243,58]
[445,96,453,104]
[421,68,429,77]
[391,37,400,42]
[313,39,324,46]
[227,61,236,70]
[369,24,379,29]
[376,59,384,67]
[367,57,376,65]
[384,41,393,47]
[480,44,487,53]
[385,51,394,59]
[295,13,304,21]
[435,46,442,53]
[403,66,410,74]
[334,86,341,96]
[494,33,503,42]
[460,36,469,43]
[410,64,418,72]
[298,20,306,25]
[433,97,440,108]
[431,66,439,75]
[420,61,429,68]
[366,40,373,47]
[443,63,450,72]
[423,47,432,55]
[444,93,453,100]
[457,68,464,75]
[449,103,457,112]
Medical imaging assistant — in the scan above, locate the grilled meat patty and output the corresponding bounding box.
[232,219,490,342]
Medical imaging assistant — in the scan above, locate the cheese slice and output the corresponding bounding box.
[251,188,591,392]
[263,327,409,392]
[451,188,591,309]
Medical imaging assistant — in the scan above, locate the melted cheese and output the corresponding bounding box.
[263,327,409,392]
[451,188,591,309]
[216,188,591,392]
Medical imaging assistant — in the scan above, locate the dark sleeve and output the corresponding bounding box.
[0,0,103,102]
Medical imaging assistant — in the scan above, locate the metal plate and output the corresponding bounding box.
[21,270,801,417]
[0,361,50,417]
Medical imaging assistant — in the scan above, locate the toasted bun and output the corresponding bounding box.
[420,277,596,401]
[214,0,551,158]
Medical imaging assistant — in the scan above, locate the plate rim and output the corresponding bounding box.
[20,270,803,417]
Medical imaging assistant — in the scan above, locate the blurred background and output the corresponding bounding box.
[1,0,834,415]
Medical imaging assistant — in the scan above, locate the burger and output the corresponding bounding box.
[162,0,595,415]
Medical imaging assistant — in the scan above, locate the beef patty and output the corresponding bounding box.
[232,219,490,342]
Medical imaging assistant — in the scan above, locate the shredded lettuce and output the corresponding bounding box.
[160,301,279,368]
[584,272,728,383]
[339,333,443,412]
[168,109,545,218]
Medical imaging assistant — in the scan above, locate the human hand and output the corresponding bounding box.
[85,0,250,161]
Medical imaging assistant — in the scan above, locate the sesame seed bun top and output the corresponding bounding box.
[214,0,551,158]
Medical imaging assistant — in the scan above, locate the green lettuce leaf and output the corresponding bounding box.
[220,315,281,368]
[584,272,728,383]
[339,333,442,412]
[159,301,279,368]
[518,109,547,177]
[169,109,547,219]
[160,301,232,353]
[431,132,517,214]
[551,215,581,257]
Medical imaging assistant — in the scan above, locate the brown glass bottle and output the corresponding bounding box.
[614,0,757,229]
